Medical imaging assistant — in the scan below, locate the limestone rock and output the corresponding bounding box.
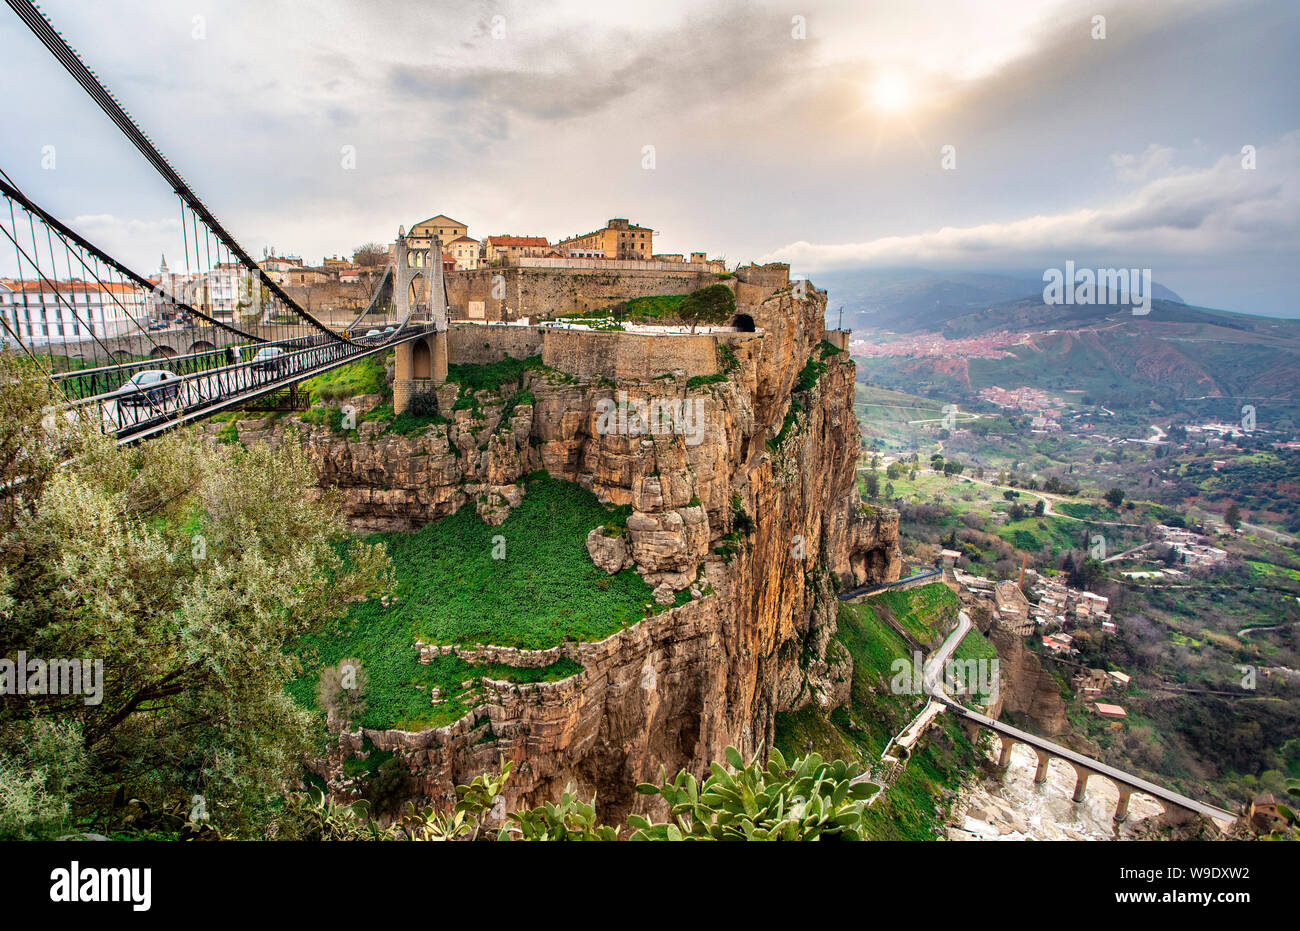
[586,527,633,573]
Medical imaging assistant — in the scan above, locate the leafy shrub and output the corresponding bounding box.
[446,355,542,394]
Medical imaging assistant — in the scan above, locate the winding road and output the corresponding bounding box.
[881,609,1238,827]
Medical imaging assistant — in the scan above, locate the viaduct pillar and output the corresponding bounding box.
[1033,749,1052,784]
[1071,765,1090,803]
[1114,786,1134,822]
[996,736,1016,771]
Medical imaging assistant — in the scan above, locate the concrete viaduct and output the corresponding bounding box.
[900,611,1239,827]
[946,699,1238,826]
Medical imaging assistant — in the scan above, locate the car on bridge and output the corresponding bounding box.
[116,369,181,408]
[250,346,288,374]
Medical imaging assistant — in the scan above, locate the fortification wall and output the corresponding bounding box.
[448,324,545,364]
[447,322,718,380]
[542,329,717,380]
[444,266,719,322]
[733,262,791,307]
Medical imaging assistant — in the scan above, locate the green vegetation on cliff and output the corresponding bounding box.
[870,582,960,644]
[394,474,654,647]
[287,474,656,731]
[301,351,390,404]
[773,591,981,839]
[447,354,543,394]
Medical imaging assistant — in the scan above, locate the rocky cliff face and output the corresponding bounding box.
[230,279,901,822]
[984,622,1069,737]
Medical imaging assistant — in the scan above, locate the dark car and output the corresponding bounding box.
[117,370,180,408]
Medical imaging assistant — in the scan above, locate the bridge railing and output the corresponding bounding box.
[50,332,336,402]
[64,324,433,440]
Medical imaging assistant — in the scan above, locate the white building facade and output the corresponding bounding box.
[0,278,148,345]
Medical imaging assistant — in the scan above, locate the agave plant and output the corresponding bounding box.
[1265,777,1299,841]
[627,746,879,841]
[398,803,471,841]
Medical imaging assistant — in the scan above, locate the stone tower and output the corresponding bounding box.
[392,226,450,413]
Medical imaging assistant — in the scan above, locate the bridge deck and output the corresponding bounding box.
[839,568,942,601]
[66,326,436,443]
[944,700,1238,824]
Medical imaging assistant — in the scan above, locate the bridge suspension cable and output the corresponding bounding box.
[2,0,436,442]
[4,0,349,341]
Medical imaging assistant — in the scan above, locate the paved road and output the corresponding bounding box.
[838,569,941,601]
[1239,520,1298,545]
[960,474,1143,528]
[878,610,973,765]
[923,609,971,697]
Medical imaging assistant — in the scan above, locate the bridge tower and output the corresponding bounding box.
[391,226,450,413]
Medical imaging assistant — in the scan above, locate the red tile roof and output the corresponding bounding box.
[486,236,548,247]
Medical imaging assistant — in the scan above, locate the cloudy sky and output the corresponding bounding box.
[1,0,1296,315]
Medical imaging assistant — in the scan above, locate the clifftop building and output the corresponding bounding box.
[408,215,468,250]
[1,277,148,342]
[484,235,551,265]
[555,218,654,260]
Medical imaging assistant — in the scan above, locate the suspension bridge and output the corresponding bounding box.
[0,0,447,442]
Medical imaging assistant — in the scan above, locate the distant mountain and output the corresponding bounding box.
[941,295,1265,340]
[852,301,1300,412]
[815,267,1184,334]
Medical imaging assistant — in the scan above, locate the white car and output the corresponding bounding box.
[251,346,287,373]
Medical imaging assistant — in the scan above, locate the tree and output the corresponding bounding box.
[676,283,735,333]
[864,471,880,500]
[886,462,902,480]
[352,242,388,266]
[1225,503,1242,530]
[0,355,391,838]
[1033,498,1046,518]
[1069,556,1104,590]
[1104,487,1125,508]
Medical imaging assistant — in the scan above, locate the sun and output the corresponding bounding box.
[870,73,912,113]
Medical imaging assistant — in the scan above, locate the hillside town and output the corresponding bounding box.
[0,213,729,342]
